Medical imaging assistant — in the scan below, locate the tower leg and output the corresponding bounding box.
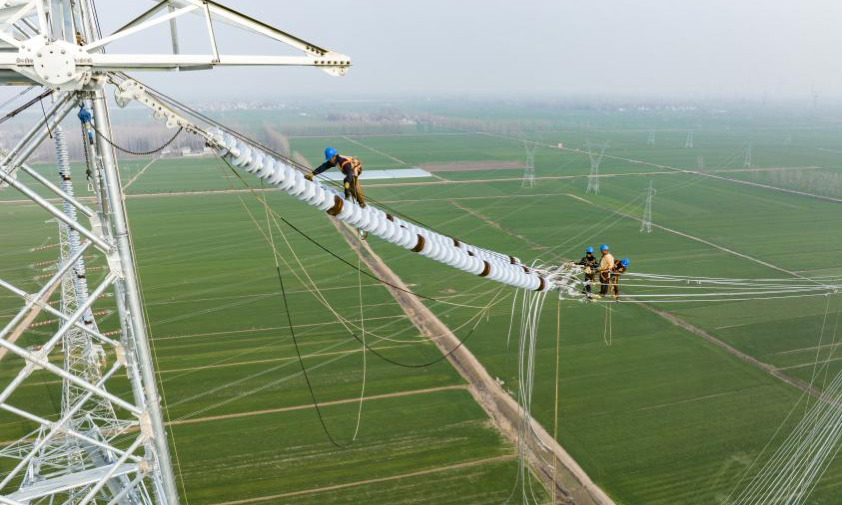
[91,85,182,505]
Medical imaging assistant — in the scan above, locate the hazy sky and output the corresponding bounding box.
[59,0,842,101]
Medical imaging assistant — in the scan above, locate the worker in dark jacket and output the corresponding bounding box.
[305,147,366,207]
[609,257,629,300]
[577,246,599,298]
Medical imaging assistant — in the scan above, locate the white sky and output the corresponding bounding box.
[29,1,842,101]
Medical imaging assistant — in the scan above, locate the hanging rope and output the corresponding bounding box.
[603,304,613,346]
[552,297,561,505]
[352,249,367,441]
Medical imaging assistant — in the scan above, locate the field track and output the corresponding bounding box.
[0,283,59,362]
[207,455,517,505]
[122,157,159,190]
[332,218,617,505]
[168,384,469,426]
[341,135,409,166]
[450,190,832,404]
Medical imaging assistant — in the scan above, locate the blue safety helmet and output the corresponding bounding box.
[620,258,630,267]
[585,246,594,254]
[324,147,338,161]
[599,244,609,252]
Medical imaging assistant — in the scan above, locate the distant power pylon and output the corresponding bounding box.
[640,180,656,233]
[685,131,694,149]
[744,143,753,168]
[586,140,608,194]
[785,134,792,146]
[696,155,705,171]
[647,131,656,145]
[522,141,537,188]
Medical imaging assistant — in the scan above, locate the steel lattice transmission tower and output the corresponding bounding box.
[744,143,753,168]
[640,180,656,233]
[647,131,655,145]
[0,2,350,505]
[684,131,694,149]
[585,140,607,194]
[522,140,537,188]
[696,155,705,171]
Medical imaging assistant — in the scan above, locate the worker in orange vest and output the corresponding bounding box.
[594,244,614,298]
[306,147,366,207]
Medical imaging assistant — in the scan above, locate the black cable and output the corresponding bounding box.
[221,156,491,368]
[38,96,52,139]
[279,217,439,303]
[349,317,481,369]
[219,155,477,307]
[276,218,483,369]
[274,264,350,449]
[0,89,53,126]
[93,125,183,156]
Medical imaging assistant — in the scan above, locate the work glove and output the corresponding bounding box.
[305,172,314,181]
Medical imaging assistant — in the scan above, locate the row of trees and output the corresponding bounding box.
[754,168,842,198]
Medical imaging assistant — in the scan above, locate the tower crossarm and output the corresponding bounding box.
[0,0,351,89]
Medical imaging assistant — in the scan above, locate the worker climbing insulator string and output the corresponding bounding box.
[306,147,367,208]
[307,146,368,238]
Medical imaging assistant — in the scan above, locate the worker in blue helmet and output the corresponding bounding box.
[609,257,630,300]
[576,246,599,298]
[305,147,366,207]
[594,244,615,298]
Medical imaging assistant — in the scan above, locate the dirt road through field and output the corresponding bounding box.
[331,218,616,505]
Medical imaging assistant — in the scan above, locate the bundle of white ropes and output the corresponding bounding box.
[617,272,840,304]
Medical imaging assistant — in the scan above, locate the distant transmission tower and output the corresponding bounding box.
[640,180,656,233]
[785,134,792,146]
[696,155,705,171]
[744,143,753,168]
[685,131,694,149]
[585,140,607,194]
[647,131,656,145]
[522,141,537,188]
